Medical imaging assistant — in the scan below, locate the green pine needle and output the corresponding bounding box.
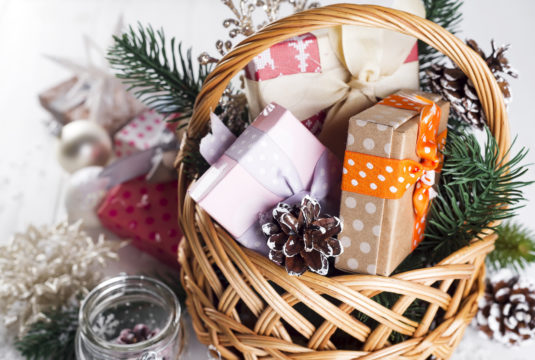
[419,0,464,86]
[15,305,79,360]
[107,23,212,122]
[487,221,535,272]
[396,127,532,273]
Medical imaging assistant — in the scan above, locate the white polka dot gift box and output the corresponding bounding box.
[113,109,174,158]
[243,0,425,161]
[189,103,341,255]
[335,90,450,276]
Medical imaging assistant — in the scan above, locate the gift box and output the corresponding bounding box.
[113,109,173,158]
[38,74,144,134]
[335,90,450,276]
[189,103,341,255]
[97,176,182,268]
[244,0,425,160]
[39,77,91,124]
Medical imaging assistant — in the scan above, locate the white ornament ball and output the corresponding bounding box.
[57,120,112,173]
[65,166,110,228]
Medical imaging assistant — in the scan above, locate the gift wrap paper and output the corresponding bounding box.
[38,77,91,124]
[189,103,341,255]
[97,177,182,268]
[244,0,425,159]
[113,109,171,158]
[335,90,450,276]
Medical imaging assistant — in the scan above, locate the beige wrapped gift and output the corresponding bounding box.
[244,0,426,160]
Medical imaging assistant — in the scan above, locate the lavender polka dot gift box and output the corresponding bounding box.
[335,90,450,276]
[189,103,341,256]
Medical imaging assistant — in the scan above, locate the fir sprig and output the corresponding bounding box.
[107,23,212,122]
[15,305,79,360]
[397,128,531,272]
[488,222,535,272]
[419,0,464,85]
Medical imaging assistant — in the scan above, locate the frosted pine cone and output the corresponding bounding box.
[476,270,535,346]
[427,39,517,129]
[262,195,343,276]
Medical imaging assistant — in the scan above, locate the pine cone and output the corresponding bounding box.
[426,39,517,129]
[476,270,535,345]
[262,195,343,276]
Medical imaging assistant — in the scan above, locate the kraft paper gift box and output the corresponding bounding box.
[38,77,91,125]
[189,103,341,255]
[244,0,425,160]
[335,90,450,276]
[97,176,182,268]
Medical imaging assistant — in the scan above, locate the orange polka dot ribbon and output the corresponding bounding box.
[341,94,447,249]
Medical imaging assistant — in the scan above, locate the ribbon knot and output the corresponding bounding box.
[356,62,381,83]
[341,94,446,250]
[420,170,436,187]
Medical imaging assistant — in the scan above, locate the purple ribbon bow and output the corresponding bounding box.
[199,110,341,255]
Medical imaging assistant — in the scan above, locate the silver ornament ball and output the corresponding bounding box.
[58,120,112,173]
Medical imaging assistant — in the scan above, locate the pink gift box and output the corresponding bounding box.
[97,176,182,268]
[189,103,340,255]
[113,109,169,158]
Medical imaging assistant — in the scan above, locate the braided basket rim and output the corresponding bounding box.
[176,4,508,359]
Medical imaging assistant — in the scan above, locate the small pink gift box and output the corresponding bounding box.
[189,103,341,255]
[113,109,169,158]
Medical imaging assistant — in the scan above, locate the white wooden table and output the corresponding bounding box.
[1,0,534,359]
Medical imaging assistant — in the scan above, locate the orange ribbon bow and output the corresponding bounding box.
[341,94,446,249]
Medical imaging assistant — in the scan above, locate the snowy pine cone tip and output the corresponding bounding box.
[262,195,343,276]
[476,270,535,346]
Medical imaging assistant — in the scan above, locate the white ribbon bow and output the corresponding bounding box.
[245,0,425,159]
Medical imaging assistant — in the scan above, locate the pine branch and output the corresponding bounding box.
[419,0,464,87]
[487,221,535,272]
[15,305,79,360]
[107,23,213,122]
[396,128,532,272]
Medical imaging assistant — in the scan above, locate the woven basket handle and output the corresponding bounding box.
[180,3,509,167]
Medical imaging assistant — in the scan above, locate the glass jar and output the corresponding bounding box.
[76,275,183,360]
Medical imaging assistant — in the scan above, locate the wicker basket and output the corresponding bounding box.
[176,4,510,359]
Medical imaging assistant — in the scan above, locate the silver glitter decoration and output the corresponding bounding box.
[0,221,125,335]
[197,52,219,66]
[202,0,321,60]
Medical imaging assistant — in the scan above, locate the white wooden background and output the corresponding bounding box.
[0,0,534,359]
